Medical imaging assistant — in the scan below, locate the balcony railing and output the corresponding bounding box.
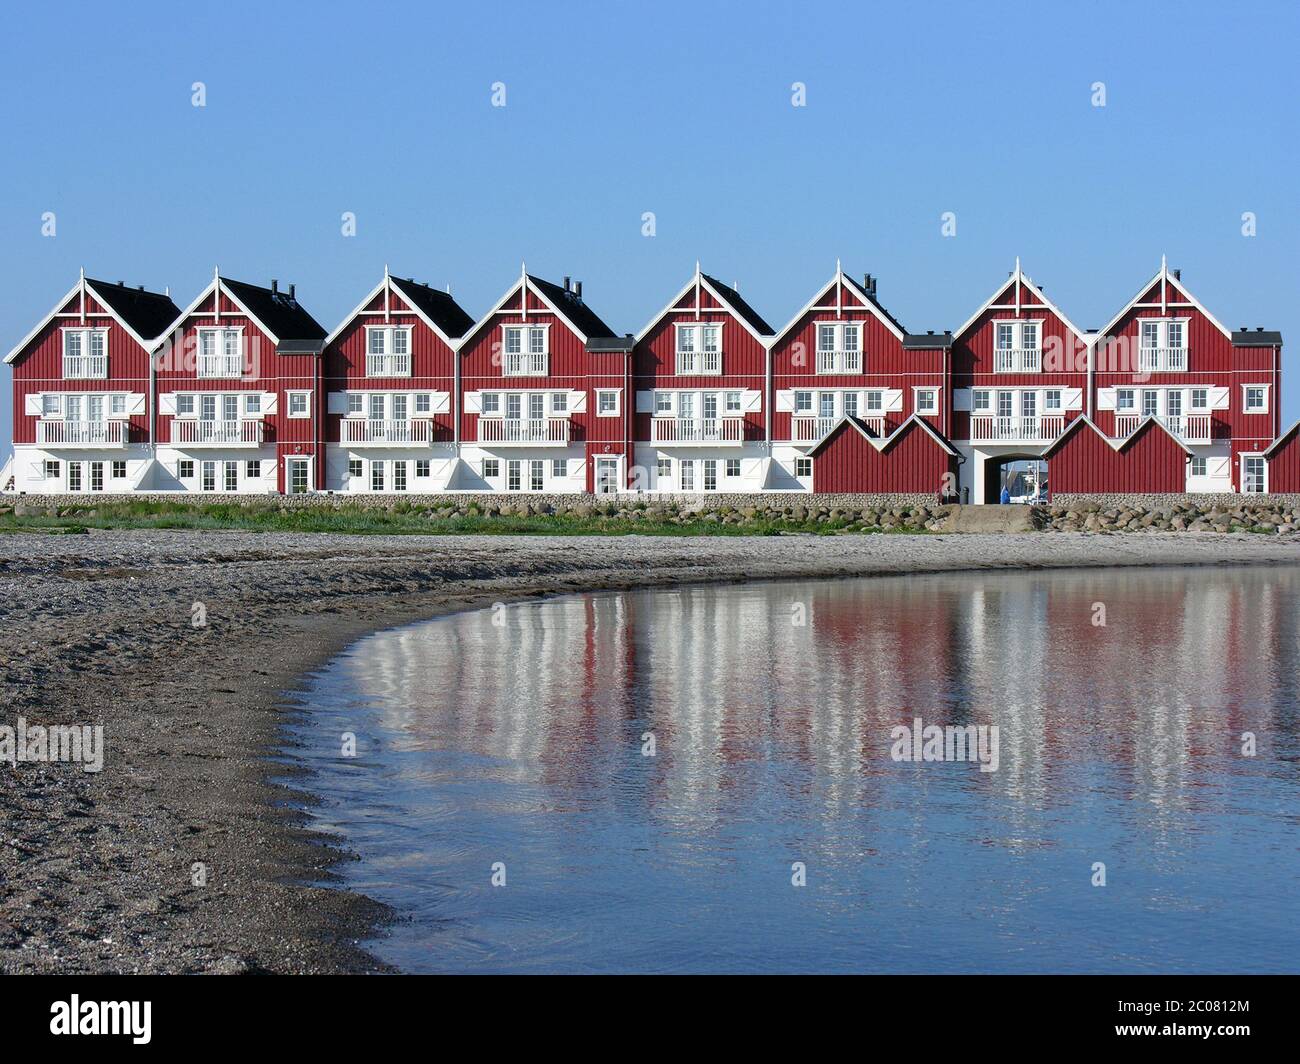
[651,416,744,445]
[815,350,863,374]
[477,418,571,445]
[37,420,126,447]
[170,419,265,446]
[365,353,411,377]
[970,414,1065,442]
[1114,413,1210,443]
[196,355,244,379]
[62,355,107,379]
[993,348,1042,373]
[1137,347,1188,372]
[791,414,884,443]
[341,418,431,445]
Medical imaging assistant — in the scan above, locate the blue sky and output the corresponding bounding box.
[3,0,1297,455]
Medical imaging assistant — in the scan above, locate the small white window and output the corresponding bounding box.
[415,460,430,477]
[654,392,672,414]
[44,459,61,479]
[794,391,812,413]
[1191,388,1208,410]
[109,394,126,415]
[866,391,883,412]
[481,393,500,415]
[1045,389,1062,411]
[176,394,195,416]
[972,390,990,413]
[1116,389,1135,412]
[348,459,363,478]
[597,390,619,416]
[347,393,364,414]
[483,459,500,479]
[1190,456,1207,477]
[287,391,311,417]
[914,388,938,415]
[245,393,261,415]
[795,457,812,478]
[179,459,195,479]
[725,391,742,413]
[725,458,741,478]
[551,392,568,414]
[657,458,672,480]
[552,459,566,479]
[41,394,62,417]
[1244,386,1268,413]
[414,393,432,414]
[246,460,261,479]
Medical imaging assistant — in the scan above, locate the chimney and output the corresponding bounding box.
[271,279,278,295]
[288,283,296,300]
[137,285,144,291]
[1172,268,1181,280]
[574,280,583,300]
[563,276,571,292]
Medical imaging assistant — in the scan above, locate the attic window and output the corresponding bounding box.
[676,324,721,375]
[62,329,108,379]
[366,327,412,377]
[503,326,548,375]
[815,323,862,373]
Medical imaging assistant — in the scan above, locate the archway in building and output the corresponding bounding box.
[984,454,1049,504]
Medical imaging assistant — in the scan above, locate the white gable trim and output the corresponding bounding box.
[771,266,905,347]
[954,259,1091,346]
[1096,257,1231,341]
[152,271,282,351]
[461,269,591,350]
[634,265,771,346]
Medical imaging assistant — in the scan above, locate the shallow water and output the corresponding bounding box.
[288,566,1300,973]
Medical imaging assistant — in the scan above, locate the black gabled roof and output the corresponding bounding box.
[222,277,327,349]
[839,274,908,336]
[390,275,475,339]
[528,275,619,340]
[1232,329,1282,346]
[701,274,774,336]
[587,335,635,353]
[903,331,954,349]
[85,279,181,341]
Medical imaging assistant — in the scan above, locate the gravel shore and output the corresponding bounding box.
[3,528,1299,974]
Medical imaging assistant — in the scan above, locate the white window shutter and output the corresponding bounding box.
[430,391,449,414]
[326,392,349,415]
[775,390,795,412]
[569,391,588,413]
[24,394,44,416]
[464,392,482,414]
[1096,388,1117,411]
[1209,386,1230,410]
[1062,388,1083,410]
[159,393,178,415]
[952,390,972,412]
[635,391,654,414]
[262,392,278,414]
[743,390,763,412]
[29,461,45,480]
[884,389,904,412]
[1207,456,1231,478]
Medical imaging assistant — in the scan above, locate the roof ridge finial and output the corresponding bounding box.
[1161,252,1168,274]
[384,263,390,279]
[695,259,701,277]
[836,257,842,274]
[1014,255,1021,276]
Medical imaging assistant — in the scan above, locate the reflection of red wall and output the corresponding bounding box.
[813,420,955,493]
[1047,420,1187,493]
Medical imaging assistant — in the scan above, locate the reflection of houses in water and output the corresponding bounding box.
[338,567,1300,825]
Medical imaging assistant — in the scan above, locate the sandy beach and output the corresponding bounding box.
[3,528,1299,974]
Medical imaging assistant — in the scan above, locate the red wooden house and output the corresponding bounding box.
[952,260,1091,503]
[806,413,960,495]
[631,265,772,492]
[1093,258,1281,493]
[1042,415,1192,495]
[1261,421,1300,494]
[153,270,327,494]
[321,269,473,492]
[5,272,179,493]
[457,268,629,493]
[769,265,949,490]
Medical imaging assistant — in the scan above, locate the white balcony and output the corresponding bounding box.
[970,414,1065,442]
[477,418,571,445]
[37,420,126,447]
[791,414,884,444]
[993,348,1042,373]
[196,356,244,379]
[170,419,264,447]
[651,416,744,445]
[62,355,107,380]
[815,351,863,374]
[341,418,431,446]
[1114,413,1210,443]
[1137,347,1188,373]
[365,354,411,377]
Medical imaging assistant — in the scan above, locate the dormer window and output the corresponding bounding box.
[676,324,721,375]
[366,326,412,377]
[197,328,244,378]
[62,329,108,379]
[993,321,1041,372]
[503,325,548,375]
[1138,319,1187,371]
[815,323,863,373]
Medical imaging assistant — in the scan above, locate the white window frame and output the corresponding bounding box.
[993,319,1043,373]
[196,327,244,378]
[813,321,864,374]
[61,327,109,379]
[502,325,550,376]
[675,323,723,376]
[795,457,813,479]
[1136,318,1190,372]
[912,387,938,415]
[596,390,620,417]
[286,390,312,418]
[1242,384,1270,413]
[1242,454,1267,494]
[364,326,413,377]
